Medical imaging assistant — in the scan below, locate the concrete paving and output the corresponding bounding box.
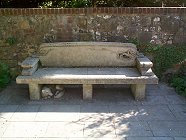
[0,82,186,140]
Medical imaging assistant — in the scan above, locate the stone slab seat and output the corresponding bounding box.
[16,42,158,100]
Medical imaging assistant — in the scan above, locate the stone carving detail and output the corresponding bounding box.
[41,86,53,99]
[54,85,65,99]
[37,48,53,56]
[41,85,65,99]
[118,49,137,60]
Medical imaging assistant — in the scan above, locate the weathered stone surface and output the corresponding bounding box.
[83,84,92,100]
[16,68,158,84]
[127,137,174,140]
[149,121,186,137]
[115,121,153,136]
[21,63,38,76]
[137,105,175,121]
[41,86,53,99]
[138,68,153,76]
[28,83,41,100]
[39,42,137,67]
[136,56,154,76]
[54,90,64,99]
[131,84,146,100]
[136,57,153,68]
[21,57,39,68]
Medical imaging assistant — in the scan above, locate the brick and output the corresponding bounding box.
[151,8,155,14]
[163,8,167,14]
[138,8,142,14]
[25,8,30,15]
[97,7,101,14]
[47,8,51,14]
[126,7,130,14]
[155,8,159,14]
[17,9,21,15]
[43,8,47,14]
[93,8,97,14]
[118,7,122,14]
[10,9,14,15]
[77,8,80,14]
[159,8,163,13]
[59,8,63,14]
[67,8,71,14]
[50,8,54,14]
[79,8,84,14]
[0,9,2,15]
[113,7,117,14]
[147,8,150,14]
[130,7,134,14]
[108,7,112,14]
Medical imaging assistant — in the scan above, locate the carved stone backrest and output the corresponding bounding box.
[38,42,137,67]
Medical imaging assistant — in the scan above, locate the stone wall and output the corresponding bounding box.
[0,8,186,73]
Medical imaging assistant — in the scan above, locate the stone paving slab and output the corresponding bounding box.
[148,121,186,137]
[0,82,186,139]
[168,104,186,120]
[0,122,9,137]
[44,122,84,138]
[115,121,153,137]
[109,105,139,121]
[165,95,186,105]
[140,95,169,105]
[35,105,80,122]
[84,121,116,138]
[126,137,174,140]
[174,138,186,140]
[2,122,48,138]
[10,105,39,122]
[137,105,175,121]
[0,105,18,122]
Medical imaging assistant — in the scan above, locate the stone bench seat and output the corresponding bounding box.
[17,68,157,84]
[16,42,158,100]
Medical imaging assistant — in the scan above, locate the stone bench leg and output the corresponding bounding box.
[28,83,41,100]
[83,84,93,100]
[131,84,146,100]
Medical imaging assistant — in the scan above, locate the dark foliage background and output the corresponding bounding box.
[0,0,185,8]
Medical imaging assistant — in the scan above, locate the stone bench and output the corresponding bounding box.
[16,42,158,100]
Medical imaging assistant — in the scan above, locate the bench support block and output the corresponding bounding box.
[28,83,41,100]
[83,84,93,100]
[131,84,146,100]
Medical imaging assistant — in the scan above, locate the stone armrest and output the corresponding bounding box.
[136,54,153,76]
[20,57,40,76]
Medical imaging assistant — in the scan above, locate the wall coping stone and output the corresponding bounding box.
[0,7,186,15]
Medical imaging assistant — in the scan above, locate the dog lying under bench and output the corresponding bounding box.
[16,42,158,100]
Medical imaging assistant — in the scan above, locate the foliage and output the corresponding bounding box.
[0,0,185,8]
[170,76,186,96]
[6,37,17,46]
[138,44,186,78]
[40,0,92,8]
[170,64,186,96]
[0,62,10,88]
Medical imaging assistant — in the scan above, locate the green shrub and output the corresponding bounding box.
[153,45,186,77]
[0,62,10,88]
[169,64,186,96]
[139,44,186,78]
[170,75,186,96]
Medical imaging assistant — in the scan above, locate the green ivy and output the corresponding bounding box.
[0,62,10,88]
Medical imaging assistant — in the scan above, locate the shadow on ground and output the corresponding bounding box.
[0,81,186,139]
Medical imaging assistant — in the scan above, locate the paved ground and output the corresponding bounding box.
[0,82,186,140]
